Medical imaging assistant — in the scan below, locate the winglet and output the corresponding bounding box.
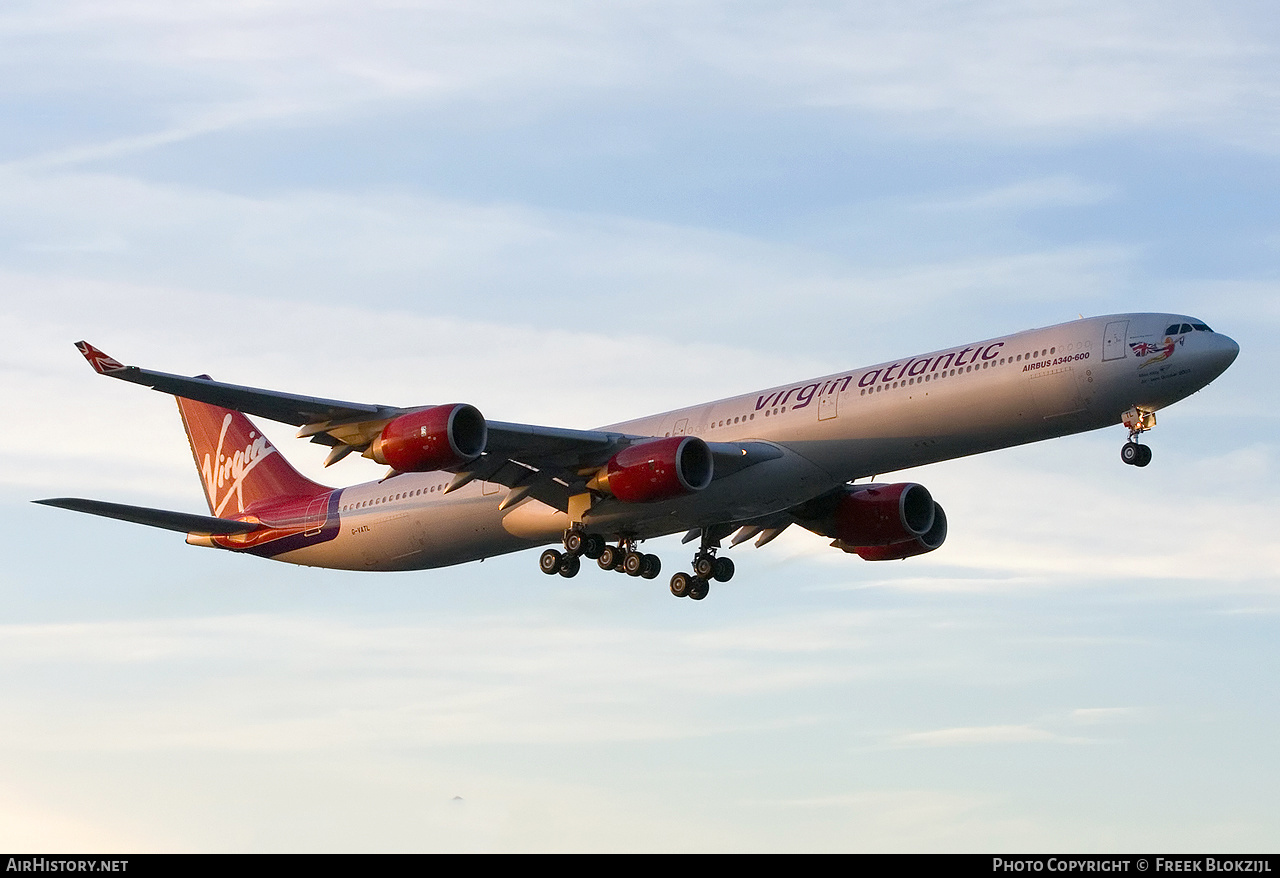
[75,341,126,374]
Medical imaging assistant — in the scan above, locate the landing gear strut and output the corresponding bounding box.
[1120,407,1155,468]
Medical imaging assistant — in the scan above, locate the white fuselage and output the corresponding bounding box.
[269,313,1239,571]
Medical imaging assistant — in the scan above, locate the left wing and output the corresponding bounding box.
[75,341,398,428]
[74,342,782,513]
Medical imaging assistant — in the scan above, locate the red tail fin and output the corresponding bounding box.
[175,392,330,517]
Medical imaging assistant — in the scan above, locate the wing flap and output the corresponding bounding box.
[486,421,624,461]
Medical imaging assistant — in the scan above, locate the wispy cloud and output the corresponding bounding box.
[4,1,1278,177]
[1071,707,1144,725]
[893,723,1073,747]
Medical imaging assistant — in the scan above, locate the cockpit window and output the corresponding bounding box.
[1192,323,1213,332]
[1165,324,1181,335]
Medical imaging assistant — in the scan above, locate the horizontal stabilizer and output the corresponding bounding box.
[33,498,260,535]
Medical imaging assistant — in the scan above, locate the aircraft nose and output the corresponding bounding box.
[1208,332,1240,376]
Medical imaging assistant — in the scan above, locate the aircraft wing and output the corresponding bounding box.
[75,341,398,427]
[76,340,625,454]
[74,342,783,514]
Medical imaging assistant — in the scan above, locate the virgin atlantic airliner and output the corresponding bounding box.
[37,313,1238,600]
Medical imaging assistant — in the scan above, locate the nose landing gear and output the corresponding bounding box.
[1120,406,1156,468]
[1120,441,1152,467]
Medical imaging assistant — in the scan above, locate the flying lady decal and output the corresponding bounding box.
[1131,334,1184,369]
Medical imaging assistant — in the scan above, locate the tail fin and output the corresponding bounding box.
[175,389,331,517]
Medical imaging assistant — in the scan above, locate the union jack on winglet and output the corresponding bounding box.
[75,341,125,374]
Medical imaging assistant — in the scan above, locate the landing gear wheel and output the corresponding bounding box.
[712,556,735,583]
[640,554,661,580]
[687,577,710,601]
[1121,442,1141,466]
[563,531,585,555]
[558,553,581,578]
[1135,444,1152,467]
[539,549,563,575]
[583,534,605,560]
[692,554,716,580]
[623,551,645,577]
[670,572,691,598]
[597,545,621,571]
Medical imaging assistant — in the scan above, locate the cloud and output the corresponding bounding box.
[4,0,1279,175]
[704,2,1280,142]
[1071,707,1144,725]
[893,723,1074,747]
[0,611,879,752]
[916,177,1115,213]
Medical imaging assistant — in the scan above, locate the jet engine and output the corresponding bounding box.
[598,436,713,503]
[800,482,948,561]
[366,403,487,472]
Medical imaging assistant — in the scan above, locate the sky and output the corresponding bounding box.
[1,0,1278,853]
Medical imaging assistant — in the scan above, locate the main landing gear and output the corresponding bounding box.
[537,526,736,601]
[668,536,735,601]
[539,529,661,581]
[1120,406,1156,468]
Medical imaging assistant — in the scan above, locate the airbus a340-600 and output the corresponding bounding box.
[37,313,1238,601]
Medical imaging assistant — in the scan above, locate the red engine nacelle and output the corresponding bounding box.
[367,403,487,473]
[603,436,713,503]
[843,503,947,561]
[817,482,947,561]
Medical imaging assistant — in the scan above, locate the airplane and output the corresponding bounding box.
[36,312,1239,601]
